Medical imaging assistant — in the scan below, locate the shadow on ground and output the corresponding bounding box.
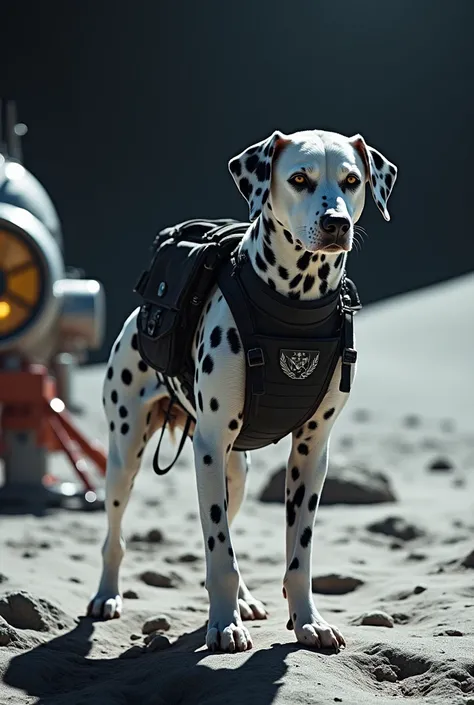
[2,617,317,705]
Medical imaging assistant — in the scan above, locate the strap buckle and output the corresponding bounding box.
[342,347,357,365]
[247,348,264,367]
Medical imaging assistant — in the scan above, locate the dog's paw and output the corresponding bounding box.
[206,608,253,652]
[87,592,122,620]
[238,596,267,621]
[293,616,345,649]
[238,580,268,620]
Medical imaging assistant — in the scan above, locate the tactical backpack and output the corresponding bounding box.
[134,218,248,378]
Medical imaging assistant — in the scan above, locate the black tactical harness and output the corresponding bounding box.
[134,219,361,472]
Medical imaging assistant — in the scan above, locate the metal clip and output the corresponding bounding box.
[146,309,162,336]
[247,348,264,367]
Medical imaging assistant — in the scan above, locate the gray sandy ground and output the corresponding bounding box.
[0,274,473,705]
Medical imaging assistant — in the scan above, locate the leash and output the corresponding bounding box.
[152,394,193,475]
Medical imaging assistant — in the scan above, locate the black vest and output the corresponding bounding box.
[217,254,355,451]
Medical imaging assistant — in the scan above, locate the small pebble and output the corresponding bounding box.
[367,516,424,542]
[413,585,427,595]
[140,571,179,588]
[146,634,172,652]
[359,610,394,628]
[427,457,454,472]
[123,589,139,599]
[130,528,164,544]
[407,552,427,562]
[177,553,200,563]
[390,541,404,551]
[146,529,164,543]
[130,633,141,641]
[144,498,160,507]
[434,628,463,637]
[142,615,171,634]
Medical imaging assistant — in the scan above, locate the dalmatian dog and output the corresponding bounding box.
[88,129,397,653]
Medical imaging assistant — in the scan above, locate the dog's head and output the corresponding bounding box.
[229,129,397,253]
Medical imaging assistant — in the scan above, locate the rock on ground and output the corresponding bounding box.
[0,592,72,632]
[367,516,425,542]
[142,615,171,634]
[139,571,182,588]
[357,610,394,628]
[259,462,397,505]
[312,574,364,595]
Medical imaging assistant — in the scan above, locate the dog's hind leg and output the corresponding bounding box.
[225,451,267,620]
[88,310,168,619]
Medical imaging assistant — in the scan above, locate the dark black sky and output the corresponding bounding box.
[2,0,473,361]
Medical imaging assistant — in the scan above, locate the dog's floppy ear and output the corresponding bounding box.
[350,134,398,221]
[228,131,287,221]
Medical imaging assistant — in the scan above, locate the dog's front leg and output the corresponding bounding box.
[283,413,346,650]
[193,427,253,652]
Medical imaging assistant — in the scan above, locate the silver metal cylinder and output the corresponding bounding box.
[54,278,106,352]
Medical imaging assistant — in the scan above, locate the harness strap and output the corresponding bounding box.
[339,284,358,393]
[152,395,193,475]
[217,257,265,426]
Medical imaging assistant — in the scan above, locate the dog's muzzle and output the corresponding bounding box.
[317,214,352,252]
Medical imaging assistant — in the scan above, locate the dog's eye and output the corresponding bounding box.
[288,173,308,189]
[345,174,360,187]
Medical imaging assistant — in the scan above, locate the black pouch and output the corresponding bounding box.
[134,239,219,376]
[134,220,247,378]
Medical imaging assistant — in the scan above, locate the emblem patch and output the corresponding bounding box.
[279,349,320,380]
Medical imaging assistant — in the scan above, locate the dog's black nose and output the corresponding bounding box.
[320,215,351,239]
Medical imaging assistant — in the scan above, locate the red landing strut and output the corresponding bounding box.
[0,363,106,505]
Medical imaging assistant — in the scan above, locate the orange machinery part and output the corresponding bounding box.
[0,363,106,476]
[0,364,61,451]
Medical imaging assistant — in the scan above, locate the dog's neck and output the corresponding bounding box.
[239,205,346,301]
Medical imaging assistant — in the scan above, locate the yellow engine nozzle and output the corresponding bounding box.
[0,227,44,338]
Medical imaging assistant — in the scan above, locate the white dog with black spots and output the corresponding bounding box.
[88,129,397,653]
